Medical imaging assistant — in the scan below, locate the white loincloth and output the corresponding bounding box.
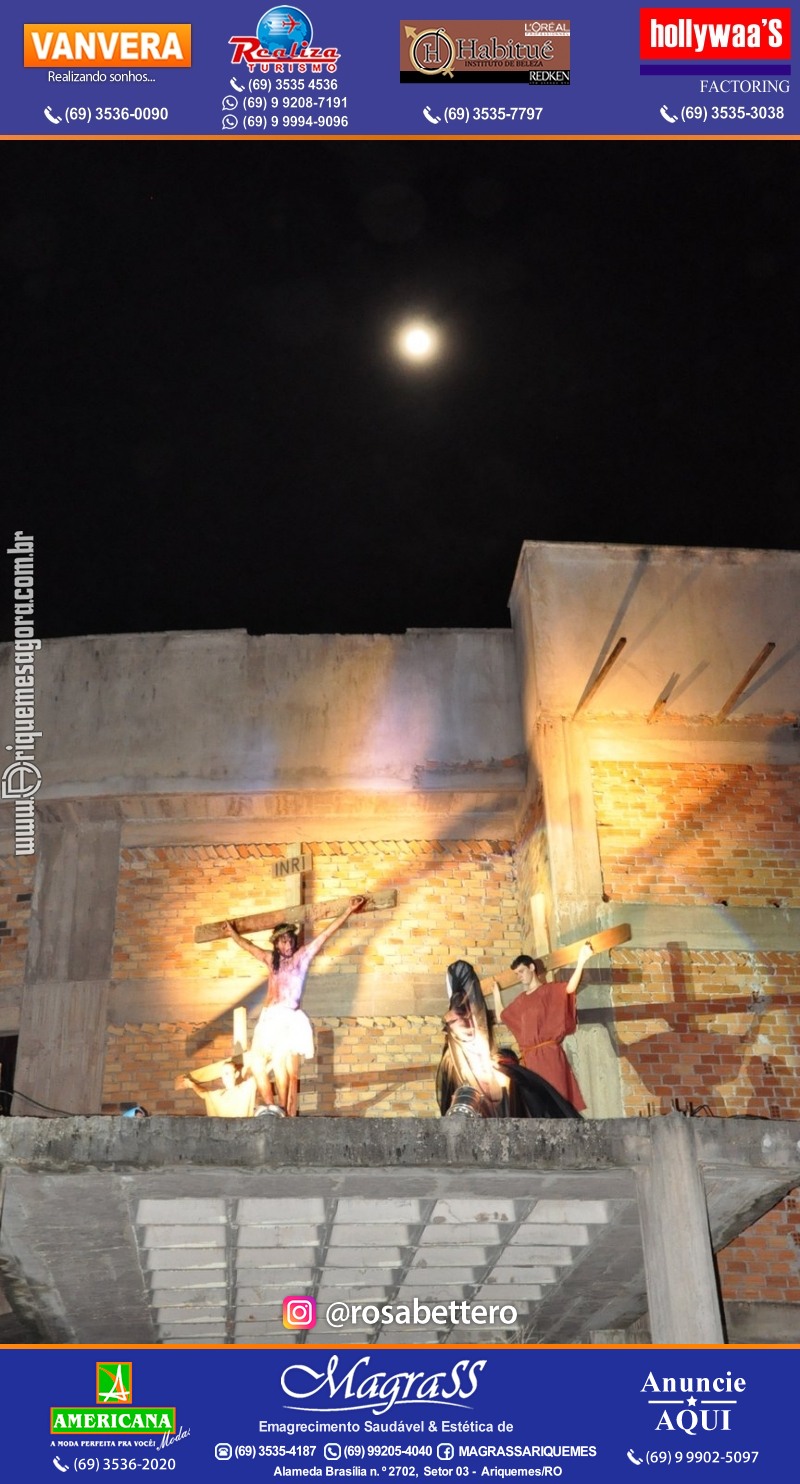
[250,1003,314,1063]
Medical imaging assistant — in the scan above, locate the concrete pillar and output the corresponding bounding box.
[536,718,603,942]
[636,1114,724,1343]
[12,816,121,1116]
[530,720,622,1118]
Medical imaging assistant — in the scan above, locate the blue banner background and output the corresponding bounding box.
[0,1,796,137]
[2,1344,797,1479]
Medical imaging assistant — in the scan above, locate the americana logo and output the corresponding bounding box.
[50,1360,176,1436]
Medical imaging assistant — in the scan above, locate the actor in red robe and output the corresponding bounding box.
[492,943,594,1113]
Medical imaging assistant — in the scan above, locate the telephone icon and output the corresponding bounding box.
[44,106,62,124]
[660,105,678,122]
[423,106,441,124]
[53,1460,70,1473]
[229,77,245,92]
[627,1449,644,1466]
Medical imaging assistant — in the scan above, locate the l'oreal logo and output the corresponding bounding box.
[281,1355,487,1416]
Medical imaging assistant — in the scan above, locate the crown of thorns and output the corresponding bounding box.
[270,922,301,942]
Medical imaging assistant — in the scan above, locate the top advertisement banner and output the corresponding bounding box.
[0,0,797,137]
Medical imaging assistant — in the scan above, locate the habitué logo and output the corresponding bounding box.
[400,19,571,86]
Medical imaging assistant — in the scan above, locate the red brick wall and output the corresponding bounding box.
[105,839,519,1116]
[600,751,800,1314]
[102,1016,443,1118]
[716,1192,800,1305]
[0,854,35,995]
[112,840,519,983]
[514,791,550,942]
[593,761,800,906]
[610,947,800,1120]
[610,943,800,1308]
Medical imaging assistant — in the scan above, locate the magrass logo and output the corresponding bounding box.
[280,1354,487,1417]
[50,1360,176,1436]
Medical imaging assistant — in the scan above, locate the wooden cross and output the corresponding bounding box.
[175,1005,250,1091]
[479,922,632,997]
[180,842,309,1097]
[182,844,397,1100]
[194,889,398,942]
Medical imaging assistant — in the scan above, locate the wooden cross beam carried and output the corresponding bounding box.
[195,889,397,944]
[479,922,631,996]
[176,1006,249,1090]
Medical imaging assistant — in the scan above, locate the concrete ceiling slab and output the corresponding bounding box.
[2,1116,799,1346]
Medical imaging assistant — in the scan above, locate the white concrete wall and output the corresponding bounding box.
[510,542,800,723]
[0,629,524,800]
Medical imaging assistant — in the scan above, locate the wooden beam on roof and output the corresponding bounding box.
[573,637,627,719]
[716,643,775,722]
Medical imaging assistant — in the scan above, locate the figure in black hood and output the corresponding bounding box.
[437,959,582,1119]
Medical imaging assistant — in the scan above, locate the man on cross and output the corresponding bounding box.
[223,896,365,1116]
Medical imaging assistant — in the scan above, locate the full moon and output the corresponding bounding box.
[396,321,439,363]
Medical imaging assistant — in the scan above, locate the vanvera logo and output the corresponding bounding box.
[23,24,192,67]
[280,1356,487,1417]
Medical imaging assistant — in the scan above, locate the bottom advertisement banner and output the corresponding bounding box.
[0,1344,795,1479]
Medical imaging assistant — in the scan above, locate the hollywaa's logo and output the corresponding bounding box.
[281,1354,487,1417]
[229,5,340,74]
[642,1368,747,1436]
[639,8,791,61]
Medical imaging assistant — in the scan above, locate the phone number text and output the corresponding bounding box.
[443,106,543,122]
[679,105,785,122]
[640,1452,759,1465]
[63,107,168,122]
[242,114,349,128]
[70,1461,175,1472]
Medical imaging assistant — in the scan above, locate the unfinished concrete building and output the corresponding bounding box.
[1,541,799,1346]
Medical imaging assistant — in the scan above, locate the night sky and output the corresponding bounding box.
[3,143,797,639]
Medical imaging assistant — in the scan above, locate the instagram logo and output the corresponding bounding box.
[283,1296,317,1330]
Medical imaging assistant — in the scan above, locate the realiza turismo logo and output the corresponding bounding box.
[50,1360,176,1436]
[229,6,340,74]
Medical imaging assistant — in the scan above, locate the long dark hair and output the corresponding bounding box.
[272,931,298,971]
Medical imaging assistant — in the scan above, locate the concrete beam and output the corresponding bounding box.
[600,903,800,955]
[588,721,800,765]
[13,819,121,1115]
